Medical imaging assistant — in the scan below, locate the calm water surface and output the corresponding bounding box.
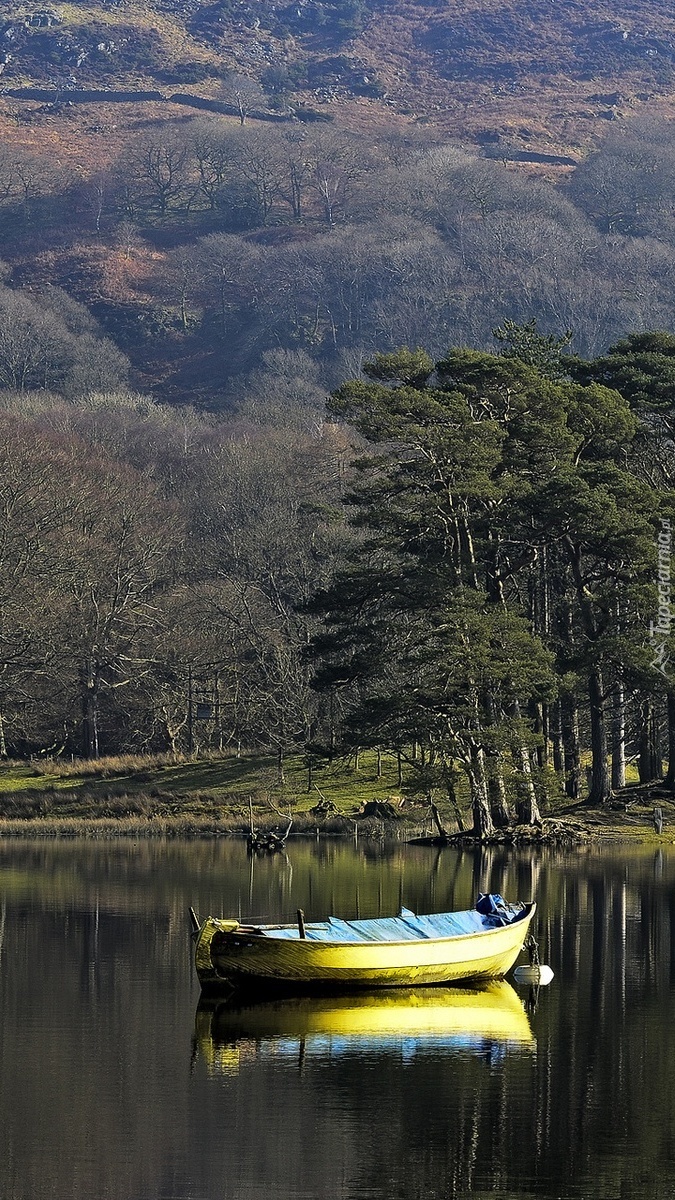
[1,837,674,1200]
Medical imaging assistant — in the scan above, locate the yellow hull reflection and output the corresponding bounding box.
[195,905,536,991]
[194,982,534,1074]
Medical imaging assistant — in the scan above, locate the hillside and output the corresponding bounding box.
[2,0,675,408]
[4,0,675,155]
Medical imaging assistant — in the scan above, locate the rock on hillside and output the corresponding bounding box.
[4,0,675,156]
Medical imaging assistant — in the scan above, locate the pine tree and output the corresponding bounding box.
[310,345,660,827]
[572,332,675,790]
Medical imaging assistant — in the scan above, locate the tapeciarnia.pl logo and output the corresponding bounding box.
[650,519,672,679]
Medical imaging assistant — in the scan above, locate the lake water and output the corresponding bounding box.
[1,837,674,1200]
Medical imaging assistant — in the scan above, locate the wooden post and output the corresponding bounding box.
[654,807,664,834]
[297,909,306,939]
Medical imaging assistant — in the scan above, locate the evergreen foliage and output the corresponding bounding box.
[309,343,665,829]
[0,335,672,836]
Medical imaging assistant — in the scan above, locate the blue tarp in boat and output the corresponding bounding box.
[264,898,525,943]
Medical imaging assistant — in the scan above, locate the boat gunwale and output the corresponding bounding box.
[212,903,535,950]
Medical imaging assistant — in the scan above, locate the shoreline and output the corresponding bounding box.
[0,807,669,844]
[0,753,672,845]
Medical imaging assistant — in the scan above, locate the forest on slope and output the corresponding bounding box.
[2,103,675,411]
[2,0,675,825]
[2,326,675,835]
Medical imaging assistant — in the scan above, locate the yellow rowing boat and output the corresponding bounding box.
[194,981,534,1073]
[193,896,536,992]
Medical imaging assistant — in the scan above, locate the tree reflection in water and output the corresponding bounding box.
[1,838,675,1198]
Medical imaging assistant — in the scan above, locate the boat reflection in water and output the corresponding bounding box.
[194,981,534,1076]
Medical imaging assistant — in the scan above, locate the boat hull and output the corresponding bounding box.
[195,904,536,992]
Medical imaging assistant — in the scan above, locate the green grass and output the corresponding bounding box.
[0,749,427,826]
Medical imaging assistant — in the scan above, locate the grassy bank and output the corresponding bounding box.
[0,750,432,840]
[0,750,671,843]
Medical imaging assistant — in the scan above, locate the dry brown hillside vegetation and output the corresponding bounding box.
[3,1,675,407]
[3,93,675,406]
[4,0,675,154]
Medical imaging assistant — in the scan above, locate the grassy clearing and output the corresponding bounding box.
[0,749,432,831]
[0,747,409,801]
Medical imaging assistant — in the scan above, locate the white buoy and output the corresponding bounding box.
[513,964,554,986]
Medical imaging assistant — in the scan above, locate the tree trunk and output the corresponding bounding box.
[611,677,626,791]
[214,671,223,752]
[665,692,675,791]
[329,692,336,760]
[563,538,610,804]
[81,660,100,759]
[513,744,542,824]
[551,698,565,776]
[468,746,495,837]
[445,774,465,832]
[529,700,547,769]
[562,697,582,798]
[429,798,448,839]
[187,665,193,754]
[507,697,542,825]
[488,771,512,827]
[588,666,611,805]
[82,688,99,759]
[638,699,662,784]
[483,689,512,826]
